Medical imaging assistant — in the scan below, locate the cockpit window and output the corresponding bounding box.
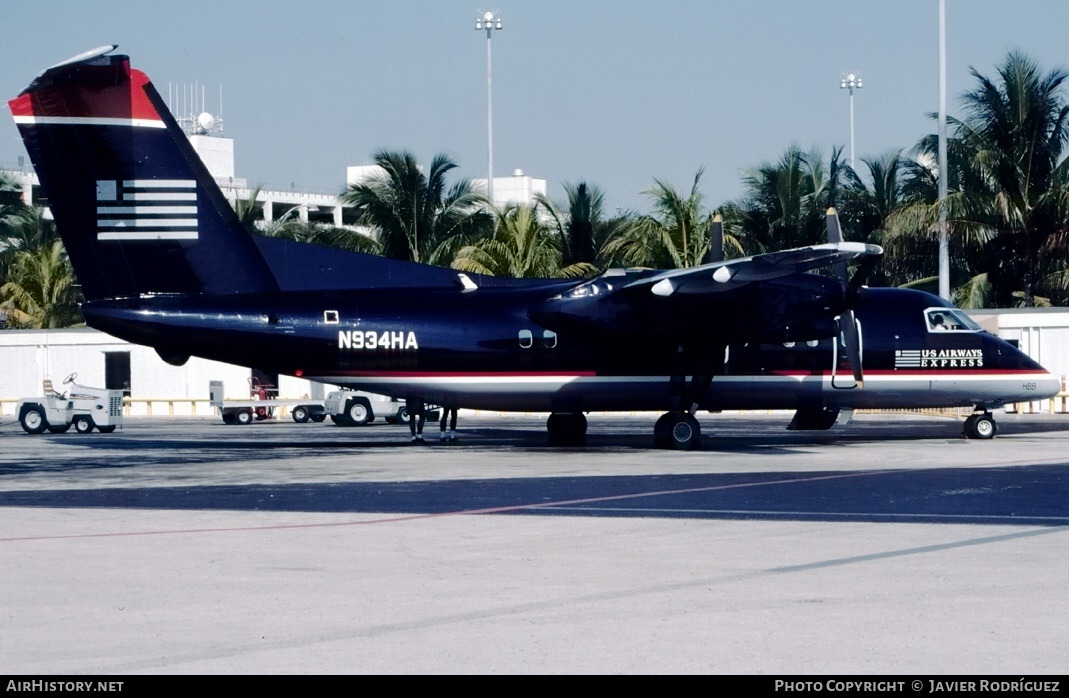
[926,308,981,333]
[564,282,599,298]
[561,280,613,299]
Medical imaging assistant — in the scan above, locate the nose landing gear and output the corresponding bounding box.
[964,411,997,439]
[546,412,587,446]
[653,411,701,450]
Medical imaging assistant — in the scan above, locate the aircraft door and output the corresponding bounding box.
[831,315,862,389]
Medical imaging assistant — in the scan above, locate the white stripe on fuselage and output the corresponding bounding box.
[96,231,199,241]
[303,371,1056,412]
[97,206,197,215]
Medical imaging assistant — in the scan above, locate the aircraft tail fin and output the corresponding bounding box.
[7,46,278,300]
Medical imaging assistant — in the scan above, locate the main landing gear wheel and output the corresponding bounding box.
[964,412,997,440]
[654,411,701,450]
[546,412,587,446]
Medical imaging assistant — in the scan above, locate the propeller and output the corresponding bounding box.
[826,207,865,387]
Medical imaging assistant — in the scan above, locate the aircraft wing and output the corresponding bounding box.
[622,242,881,297]
[528,242,884,345]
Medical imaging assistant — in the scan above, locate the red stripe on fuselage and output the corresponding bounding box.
[769,369,1050,377]
[311,369,1050,379]
[312,371,599,378]
[8,64,158,121]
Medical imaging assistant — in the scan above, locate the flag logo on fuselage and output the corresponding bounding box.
[96,180,198,241]
[895,349,922,368]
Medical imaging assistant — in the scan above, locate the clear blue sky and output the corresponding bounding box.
[4,1,1068,214]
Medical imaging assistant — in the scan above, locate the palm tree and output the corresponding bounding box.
[341,149,493,265]
[886,51,1069,307]
[602,168,738,269]
[304,225,381,255]
[838,150,926,287]
[1,205,63,293]
[958,51,1069,306]
[1,239,83,328]
[0,171,22,213]
[728,146,856,255]
[451,204,596,278]
[535,182,627,268]
[234,192,380,254]
[231,186,263,234]
[883,140,995,302]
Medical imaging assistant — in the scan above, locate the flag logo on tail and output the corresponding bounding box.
[96,180,198,241]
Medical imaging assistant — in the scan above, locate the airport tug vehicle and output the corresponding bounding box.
[16,373,124,434]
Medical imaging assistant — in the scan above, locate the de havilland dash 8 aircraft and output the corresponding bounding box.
[8,47,1062,448]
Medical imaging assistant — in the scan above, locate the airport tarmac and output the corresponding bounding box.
[1,412,1067,674]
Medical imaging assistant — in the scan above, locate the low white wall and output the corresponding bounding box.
[0,328,328,416]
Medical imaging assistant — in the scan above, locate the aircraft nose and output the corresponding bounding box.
[1038,373,1064,399]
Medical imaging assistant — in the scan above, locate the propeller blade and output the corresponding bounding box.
[826,207,848,284]
[826,206,882,307]
[846,255,878,302]
[704,214,724,264]
[840,309,864,387]
[825,207,843,244]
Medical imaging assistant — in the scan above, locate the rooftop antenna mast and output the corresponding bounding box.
[172,80,225,137]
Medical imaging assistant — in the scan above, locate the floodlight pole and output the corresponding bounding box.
[476,9,502,206]
[839,73,863,168]
[938,0,950,301]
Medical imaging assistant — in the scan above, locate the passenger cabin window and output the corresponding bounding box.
[543,330,557,348]
[518,329,533,349]
[926,308,980,333]
[324,310,340,324]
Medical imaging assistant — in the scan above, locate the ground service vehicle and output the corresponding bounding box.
[16,373,124,434]
[209,380,328,425]
[323,391,440,426]
[9,47,1061,449]
[209,380,423,426]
